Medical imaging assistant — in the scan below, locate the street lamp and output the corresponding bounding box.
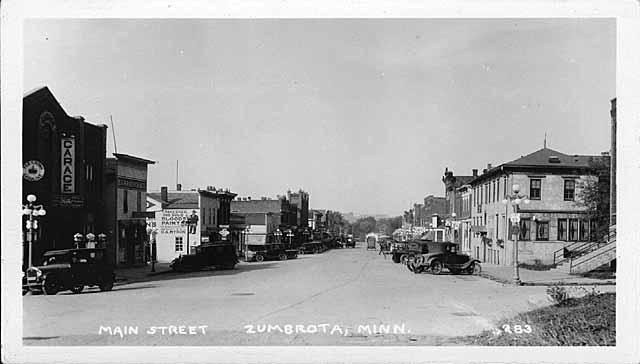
[73,233,84,249]
[146,225,158,272]
[502,183,530,285]
[274,229,282,244]
[85,233,96,248]
[22,194,46,268]
[97,233,107,247]
[286,230,294,247]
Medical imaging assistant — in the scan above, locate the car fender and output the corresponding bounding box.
[461,259,481,269]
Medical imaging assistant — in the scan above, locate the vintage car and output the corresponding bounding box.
[344,236,356,248]
[406,242,481,275]
[22,248,115,295]
[389,241,411,263]
[299,241,326,254]
[246,243,298,262]
[170,241,238,271]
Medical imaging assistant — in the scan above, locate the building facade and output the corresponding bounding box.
[22,87,108,267]
[147,186,237,263]
[287,189,309,228]
[468,147,609,266]
[103,153,155,266]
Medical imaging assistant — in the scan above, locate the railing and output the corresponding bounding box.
[570,240,616,272]
[552,226,617,266]
[553,241,592,265]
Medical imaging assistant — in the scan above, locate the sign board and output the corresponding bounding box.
[60,137,75,194]
[220,228,230,240]
[117,177,147,191]
[23,160,45,181]
[510,223,520,237]
[201,236,210,243]
[52,195,84,208]
[159,209,199,235]
[509,214,521,223]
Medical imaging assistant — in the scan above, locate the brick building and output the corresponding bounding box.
[422,195,447,227]
[22,86,108,267]
[468,147,609,266]
[287,189,309,228]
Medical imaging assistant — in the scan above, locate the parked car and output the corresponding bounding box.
[170,241,238,271]
[22,248,115,295]
[390,241,410,263]
[344,236,356,248]
[299,241,326,254]
[246,243,297,262]
[407,242,481,275]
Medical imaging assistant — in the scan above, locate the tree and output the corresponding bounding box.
[377,216,403,236]
[351,216,377,239]
[576,156,611,241]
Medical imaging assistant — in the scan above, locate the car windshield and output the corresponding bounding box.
[42,254,71,265]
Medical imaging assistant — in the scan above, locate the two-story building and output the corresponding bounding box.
[147,186,237,263]
[103,153,155,266]
[468,147,609,266]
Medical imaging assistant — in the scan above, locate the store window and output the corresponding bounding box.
[569,219,579,241]
[579,219,590,241]
[175,237,184,252]
[557,219,567,241]
[519,219,531,241]
[536,221,549,241]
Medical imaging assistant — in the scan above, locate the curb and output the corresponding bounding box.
[479,272,616,287]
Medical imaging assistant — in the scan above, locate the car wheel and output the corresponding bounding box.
[400,254,408,264]
[431,261,444,275]
[279,253,288,261]
[414,265,425,274]
[469,263,482,275]
[71,285,84,294]
[255,254,264,262]
[406,262,415,272]
[99,280,114,292]
[42,277,59,295]
[415,256,425,265]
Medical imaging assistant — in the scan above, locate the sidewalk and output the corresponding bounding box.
[480,263,616,286]
[114,263,173,284]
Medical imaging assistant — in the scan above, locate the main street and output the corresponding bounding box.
[24,244,583,346]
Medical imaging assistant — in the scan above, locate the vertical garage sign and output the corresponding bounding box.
[61,136,75,193]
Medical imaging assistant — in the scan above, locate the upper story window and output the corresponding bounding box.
[123,189,129,213]
[136,191,142,211]
[529,179,542,200]
[564,180,576,201]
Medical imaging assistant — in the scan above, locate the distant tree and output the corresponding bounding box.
[576,156,611,241]
[352,216,377,239]
[377,216,403,236]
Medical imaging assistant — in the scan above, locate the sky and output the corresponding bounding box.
[23,19,615,216]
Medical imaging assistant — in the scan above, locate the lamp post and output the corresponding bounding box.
[98,233,107,247]
[287,230,294,247]
[85,233,96,248]
[146,225,158,272]
[502,184,530,285]
[73,233,83,249]
[274,229,282,244]
[22,194,46,268]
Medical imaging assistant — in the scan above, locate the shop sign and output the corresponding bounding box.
[52,195,84,208]
[117,177,147,191]
[159,209,198,235]
[60,137,75,194]
[23,160,45,181]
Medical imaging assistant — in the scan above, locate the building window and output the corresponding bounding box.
[590,219,598,241]
[123,190,129,213]
[558,219,567,241]
[519,218,531,240]
[569,219,579,241]
[579,219,590,241]
[536,221,549,241]
[564,180,576,201]
[530,179,541,200]
[136,191,142,212]
[497,179,500,202]
[175,237,184,252]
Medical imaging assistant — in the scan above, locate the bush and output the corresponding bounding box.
[547,285,570,305]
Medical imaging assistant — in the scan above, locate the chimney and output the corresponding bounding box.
[176,183,182,191]
[161,186,168,202]
[472,169,478,177]
[487,163,492,170]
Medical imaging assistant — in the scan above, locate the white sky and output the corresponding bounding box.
[23,18,615,216]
